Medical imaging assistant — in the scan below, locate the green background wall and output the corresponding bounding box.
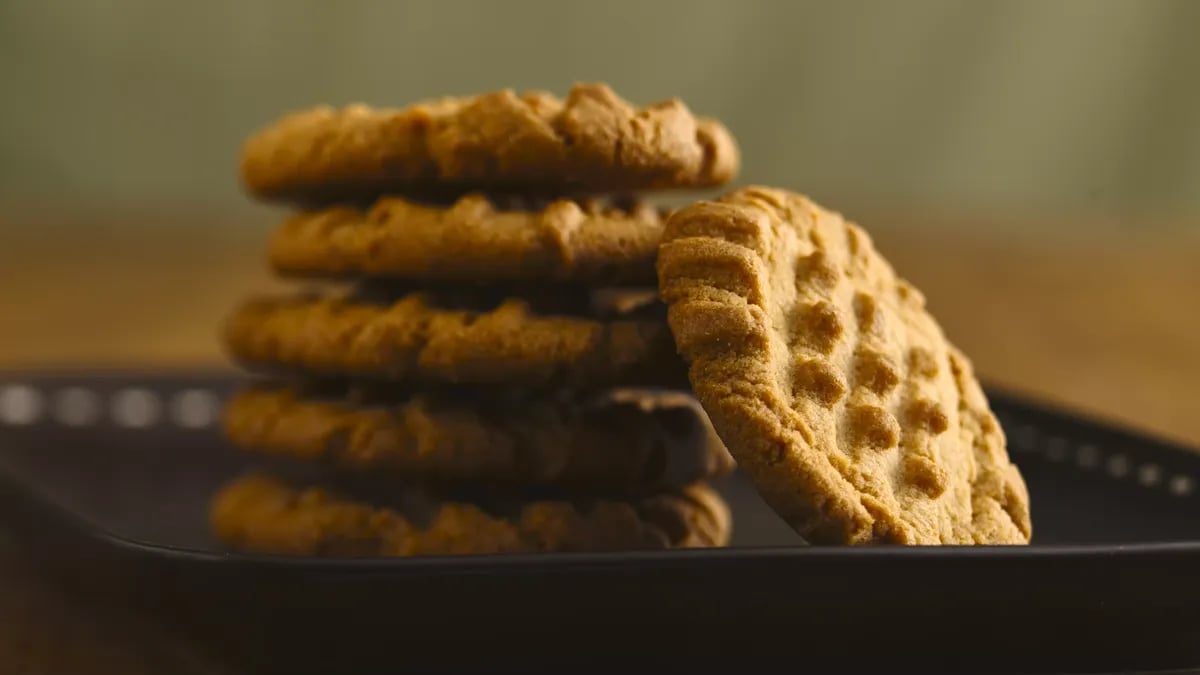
[3,0,1198,228]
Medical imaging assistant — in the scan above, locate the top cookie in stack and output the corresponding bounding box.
[212,84,740,557]
[240,82,738,205]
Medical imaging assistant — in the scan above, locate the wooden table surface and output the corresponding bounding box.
[2,218,1199,672]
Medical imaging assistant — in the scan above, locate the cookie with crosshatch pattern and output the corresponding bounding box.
[210,473,731,557]
[656,186,1031,545]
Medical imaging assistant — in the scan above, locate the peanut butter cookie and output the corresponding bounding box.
[211,473,731,556]
[241,83,738,202]
[223,383,733,492]
[268,194,664,284]
[222,287,685,389]
[657,186,1031,545]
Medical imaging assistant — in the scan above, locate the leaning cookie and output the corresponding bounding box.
[222,288,685,389]
[240,82,739,203]
[657,186,1031,545]
[223,383,734,492]
[268,194,665,285]
[210,473,731,557]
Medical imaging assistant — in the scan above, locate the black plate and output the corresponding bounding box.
[1,371,1199,675]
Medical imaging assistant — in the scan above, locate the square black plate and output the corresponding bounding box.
[1,371,1199,674]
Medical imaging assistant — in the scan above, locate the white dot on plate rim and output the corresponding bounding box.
[1044,436,1068,462]
[1106,454,1131,478]
[171,389,219,428]
[1137,463,1163,487]
[54,387,101,427]
[1169,475,1194,497]
[111,388,162,428]
[1075,444,1100,469]
[0,384,43,426]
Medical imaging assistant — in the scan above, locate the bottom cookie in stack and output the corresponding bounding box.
[209,383,735,556]
[211,474,731,557]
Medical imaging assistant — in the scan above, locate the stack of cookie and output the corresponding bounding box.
[212,83,742,557]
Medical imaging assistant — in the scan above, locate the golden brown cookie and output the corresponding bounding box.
[657,186,1031,545]
[222,383,733,491]
[240,82,739,202]
[268,194,664,284]
[222,288,685,389]
[210,473,732,557]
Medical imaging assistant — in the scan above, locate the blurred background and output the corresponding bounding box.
[2,0,1199,441]
[1,3,1199,670]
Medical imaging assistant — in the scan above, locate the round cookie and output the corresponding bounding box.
[240,82,739,203]
[223,383,734,492]
[210,473,732,557]
[268,194,665,285]
[222,287,686,389]
[657,186,1031,545]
